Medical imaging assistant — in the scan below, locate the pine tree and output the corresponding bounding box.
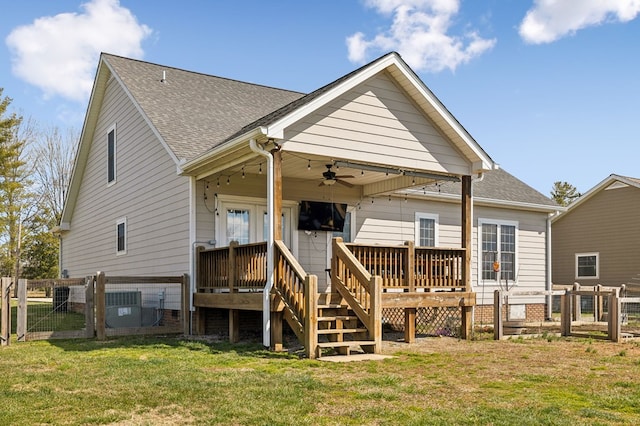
[550,181,581,207]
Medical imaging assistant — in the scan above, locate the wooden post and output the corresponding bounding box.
[1,277,11,346]
[608,291,621,342]
[560,291,571,336]
[195,246,203,292]
[572,283,581,321]
[404,308,416,343]
[494,290,503,340]
[17,279,27,342]
[404,241,415,292]
[304,274,318,359]
[270,310,283,352]
[228,241,238,292]
[85,276,95,338]
[272,149,283,241]
[369,275,382,354]
[182,273,190,335]
[461,175,473,340]
[229,309,239,343]
[95,271,106,340]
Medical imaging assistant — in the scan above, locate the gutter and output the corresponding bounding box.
[249,138,275,348]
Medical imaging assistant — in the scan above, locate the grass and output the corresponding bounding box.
[1,335,640,425]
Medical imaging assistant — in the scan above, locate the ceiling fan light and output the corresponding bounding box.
[324,178,337,185]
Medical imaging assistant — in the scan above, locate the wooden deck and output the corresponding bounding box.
[194,238,474,358]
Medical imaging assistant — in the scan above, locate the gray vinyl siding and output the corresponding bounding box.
[283,73,470,175]
[61,77,190,278]
[552,184,640,287]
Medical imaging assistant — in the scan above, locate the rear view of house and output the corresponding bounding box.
[58,52,557,356]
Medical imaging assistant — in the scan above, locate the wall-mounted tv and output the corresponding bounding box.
[298,201,347,232]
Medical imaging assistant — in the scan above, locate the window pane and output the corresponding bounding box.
[418,218,434,247]
[117,222,125,252]
[481,224,497,280]
[577,255,597,277]
[500,225,516,280]
[108,129,115,183]
[227,209,249,244]
[333,212,352,243]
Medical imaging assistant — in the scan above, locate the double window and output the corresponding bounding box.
[479,219,517,281]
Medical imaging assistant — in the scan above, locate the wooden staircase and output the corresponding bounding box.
[314,294,378,358]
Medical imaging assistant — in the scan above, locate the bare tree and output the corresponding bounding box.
[32,126,78,225]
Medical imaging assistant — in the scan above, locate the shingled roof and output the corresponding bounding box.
[102,53,304,162]
[411,168,559,208]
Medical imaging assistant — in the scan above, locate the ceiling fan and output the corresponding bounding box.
[320,164,354,187]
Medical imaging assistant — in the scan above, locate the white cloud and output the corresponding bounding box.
[346,0,496,73]
[5,0,152,102]
[519,0,640,44]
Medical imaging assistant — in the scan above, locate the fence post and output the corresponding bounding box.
[594,284,602,322]
[572,283,581,321]
[95,272,106,340]
[1,277,10,346]
[182,273,190,335]
[561,291,572,336]
[608,291,621,342]
[494,290,503,340]
[85,276,95,338]
[17,279,27,342]
[228,241,238,292]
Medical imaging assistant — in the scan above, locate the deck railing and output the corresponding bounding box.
[197,241,267,292]
[346,241,466,291]
[332,237,382,352]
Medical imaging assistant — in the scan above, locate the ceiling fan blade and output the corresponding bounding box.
[336,179,354,188]
[334,175,355,179]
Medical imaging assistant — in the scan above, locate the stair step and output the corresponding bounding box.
[317,315,358,322]
[317,328,368,335]
[317,340,376,349]
[317,303,346,309]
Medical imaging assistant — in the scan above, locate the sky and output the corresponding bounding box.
[2,0,639,196]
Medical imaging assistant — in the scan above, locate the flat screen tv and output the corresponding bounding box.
[298,201,347,232]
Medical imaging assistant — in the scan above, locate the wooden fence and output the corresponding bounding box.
[0,274,189,344]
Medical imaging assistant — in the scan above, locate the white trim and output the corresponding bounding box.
[107,123,117,187]
[414,212,439,247]
[116,217,127,255]
[575,252,599,280]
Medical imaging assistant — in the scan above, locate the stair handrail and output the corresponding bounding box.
[273,240,318,358]
[331,237,382,352]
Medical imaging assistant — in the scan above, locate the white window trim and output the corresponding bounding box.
[477,218,519,284]
[116,217,127,255]
[414,212,439,247]
[575,252,599,279]
[107,123,117,187]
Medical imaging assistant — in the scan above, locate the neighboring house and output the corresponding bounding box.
[58,52,558,353]
[552,174,640,288]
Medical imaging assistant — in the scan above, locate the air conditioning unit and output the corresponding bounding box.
[105,291,142,328]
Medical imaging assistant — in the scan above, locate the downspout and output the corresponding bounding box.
[249,138,274,348]
[545,212,554,321]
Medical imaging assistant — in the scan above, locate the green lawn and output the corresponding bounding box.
[1,335,640,425]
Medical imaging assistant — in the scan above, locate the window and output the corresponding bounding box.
[116,218,127,254]
[479,219,517,281]
[415,213,438,247]
[107,125,116,184]
[576,253,598,279]
[332,210,354,243]
[226,209,250,244]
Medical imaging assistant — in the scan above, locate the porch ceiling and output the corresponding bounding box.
[197,148,457,196]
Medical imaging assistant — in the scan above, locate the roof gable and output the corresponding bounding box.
[552,174,640,222]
